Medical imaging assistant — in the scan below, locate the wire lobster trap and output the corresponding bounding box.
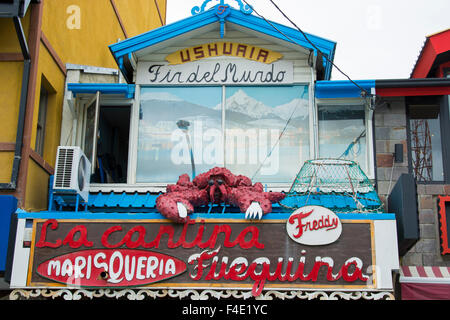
[280,159,384,213]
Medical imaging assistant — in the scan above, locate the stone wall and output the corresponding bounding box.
[408,184,450,266]
[374,97,409,204]
[374,97,450,266]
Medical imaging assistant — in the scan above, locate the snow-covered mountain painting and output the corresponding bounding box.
[136,85,310,183]
[223,86,309,183]
[218,88,309,122]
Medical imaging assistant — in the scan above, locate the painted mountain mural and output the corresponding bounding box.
[217,89,309,124]
[136,86,310,183]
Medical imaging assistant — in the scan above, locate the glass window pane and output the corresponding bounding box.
[84,101,96,164]
[410,115,444,182]
[224,86,310,183]
[318,105,367,172]
[137,87,223,183]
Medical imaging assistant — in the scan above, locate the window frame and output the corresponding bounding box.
[223,85,312,185]
[440,92,450,184]
[315,98,375,180]
[81,92,100,174]
[35,84,48,157]
[79,86,376,191]
[75,93,135,186]
[406,95,450,184]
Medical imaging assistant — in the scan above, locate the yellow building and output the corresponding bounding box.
[0,0,167,212]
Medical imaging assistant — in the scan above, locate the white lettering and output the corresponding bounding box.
[171,129,191,165]
[165,259,176,275]
[61,259,73,277]
[124,255,136,281]
[170,121,280,175]
[203,128,223,165]
[66,5,81,30]
[146,256,158,279]
[93,252,108,271]
[136,256,147,280]
[42,252,182,284]
[86,255,92,280]
[108,251,124,284]
[74,256,86,278]
[47,260,61,277]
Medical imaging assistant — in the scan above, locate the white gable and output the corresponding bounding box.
[136,23,314,84]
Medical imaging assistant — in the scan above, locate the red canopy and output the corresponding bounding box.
[400,266,450,300]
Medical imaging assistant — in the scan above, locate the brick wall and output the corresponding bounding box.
[409,185,450,266]
[374,97,450,267]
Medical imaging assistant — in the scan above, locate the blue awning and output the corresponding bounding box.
[315,80,375,99]
[47,189,384,215]
[68,83,135,99]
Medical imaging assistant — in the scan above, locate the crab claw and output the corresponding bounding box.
[177,202,188,218]
[245,202,263,220]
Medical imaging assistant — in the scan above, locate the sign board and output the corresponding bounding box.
[27,215,376,296]
[286,205,343,246]
[136,60,294,85]
[165,42,283,65]
[438,196,450,255]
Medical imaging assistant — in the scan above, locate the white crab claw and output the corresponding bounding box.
[177,202,188,218]
[245,202,263,220]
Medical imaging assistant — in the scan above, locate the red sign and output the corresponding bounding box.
[37,249,186,287]
[28,218,375,297]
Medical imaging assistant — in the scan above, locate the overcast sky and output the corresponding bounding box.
[166,0,450,80]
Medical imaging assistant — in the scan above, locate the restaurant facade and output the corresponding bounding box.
[4,1,449,300]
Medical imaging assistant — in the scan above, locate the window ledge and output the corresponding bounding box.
[89,183,293,194]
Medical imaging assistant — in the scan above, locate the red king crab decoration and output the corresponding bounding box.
[156,167,286,223]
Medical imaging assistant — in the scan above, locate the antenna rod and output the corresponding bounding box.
[177,120,196,180]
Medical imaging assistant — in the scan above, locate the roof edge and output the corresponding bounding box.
[377,77,450,88]
[411,29,450,78]
[315,80,375,99]
[108,6,337,82]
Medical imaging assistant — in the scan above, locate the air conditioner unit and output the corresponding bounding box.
[53,146,91,202]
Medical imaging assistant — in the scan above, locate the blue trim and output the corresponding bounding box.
[282,191,382,212]
[315,80,375,99]
[88,192,160,208]
[192,0,216,15]
[108,7,337,81]
[192,1,253,15]
[109,10,219,60]
[109,10,219,80]
[68,83,135,99]
[86,191,382,212]
[16,210,395,221]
